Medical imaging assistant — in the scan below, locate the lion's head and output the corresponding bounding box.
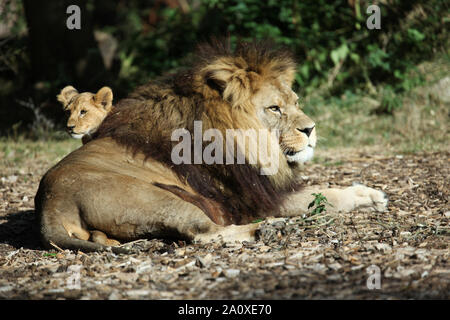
[57,86,113,139]
[95,40,315,224]
[191,40,317,168]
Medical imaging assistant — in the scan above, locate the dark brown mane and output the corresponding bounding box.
[94,40,301,225]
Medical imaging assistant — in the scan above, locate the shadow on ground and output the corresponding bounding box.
[0,210,43,250]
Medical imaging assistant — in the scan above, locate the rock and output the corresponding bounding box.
[174,259,195,269]
[136,261,152,274]
[328,263,342,271]
[0,285,14,293]
[2,175,18,183]
[374,243,392,252]
[196,253,213,268]
[115,272,138,283]
[108,290,122,300]
[126,289,151,298]
[430,76,450,103]
[223,269,240,278]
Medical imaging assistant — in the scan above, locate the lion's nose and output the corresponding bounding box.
[297,125,315,137]
[67,125,75,132]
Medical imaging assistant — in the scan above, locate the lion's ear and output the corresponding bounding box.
[202,60,233,95]
[202,57,252,107]
[57,86,79,109]
[94,87,113,111]
[278,68,296,88]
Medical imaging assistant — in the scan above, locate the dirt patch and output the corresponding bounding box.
[0,149,448,299]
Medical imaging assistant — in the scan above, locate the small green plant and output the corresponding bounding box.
[43,253,57,257]
[252,218,264,224]
[308,193,330,215]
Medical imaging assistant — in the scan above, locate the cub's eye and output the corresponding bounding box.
[80,110,87,116]
[268,105,281,114]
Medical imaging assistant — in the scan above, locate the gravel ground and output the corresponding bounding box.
[0,148,449,299]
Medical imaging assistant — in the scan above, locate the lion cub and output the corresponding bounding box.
[57,86,113,144]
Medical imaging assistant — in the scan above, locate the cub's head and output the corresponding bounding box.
[57,86,113,139]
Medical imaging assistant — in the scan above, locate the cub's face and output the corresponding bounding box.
[57,86,113,139]
[252,81,316,163]
[64,93,109,139]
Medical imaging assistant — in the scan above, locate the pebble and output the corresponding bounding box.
[223,269,240,278]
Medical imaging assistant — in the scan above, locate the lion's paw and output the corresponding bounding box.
[349,184,388,212]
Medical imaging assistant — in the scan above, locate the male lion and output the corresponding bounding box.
[35,41,387,253]
[57,86,114,144]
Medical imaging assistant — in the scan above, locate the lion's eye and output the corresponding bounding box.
[268,105,281,114]
[80,110,87,116]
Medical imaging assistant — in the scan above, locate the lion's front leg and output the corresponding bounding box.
[280,184,388,216]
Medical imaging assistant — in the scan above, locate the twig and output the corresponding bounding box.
[49,241,65,252]
[349,217,363,245]
[118,239,148,248]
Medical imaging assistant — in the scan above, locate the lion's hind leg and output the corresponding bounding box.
[37,195,127,254]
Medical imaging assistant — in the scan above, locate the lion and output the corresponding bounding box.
[57,86,114,144]
[35,41,387,253]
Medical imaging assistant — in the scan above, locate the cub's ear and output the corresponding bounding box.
[94,87,113,111]
[57,86,79,109]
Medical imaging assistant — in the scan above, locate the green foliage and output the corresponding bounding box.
[96,1,210,93]
[252,218,264,224]
[377,85,403,114]
[43,253,57,257]
[308,193,331,215]
[0,0,27,36]
[106,0,447,97]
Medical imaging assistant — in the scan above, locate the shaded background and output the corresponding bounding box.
[0,0,448,138]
